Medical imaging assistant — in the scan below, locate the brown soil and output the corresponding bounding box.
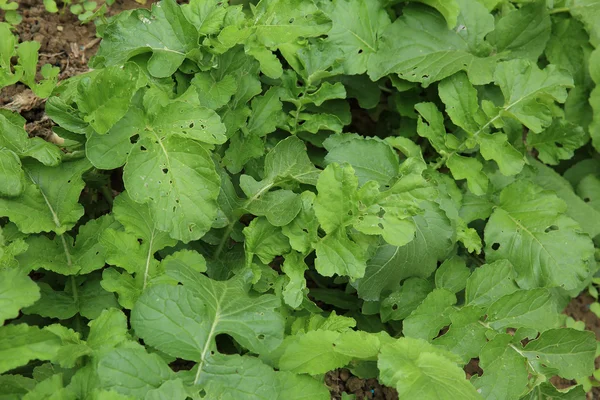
[327,368,398,400]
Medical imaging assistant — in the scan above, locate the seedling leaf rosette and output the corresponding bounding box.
[1,0,600,398]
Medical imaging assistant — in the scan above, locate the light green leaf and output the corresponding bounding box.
[484,180,594,291]
[531,158,600,238]
[446,154,488,196]
[87,308,129,351]
[97,348,176,398]
[493,59,573,133]
[473,334,528,400]
[521,328,596,380]
[281,251,308,309]
[356,201,453,300]
[488,3,550,61]
[368,5,494,85]
[465,259,518,307]
[380,278,433,322]
[244,217,291,265]
[486,289,559,331]
[93,0,198,78]
[0,159,90,234]
[527,120,588,165]
[124,135,220,242]
[378,338,480,400]
[0,268,40,324]
[182,0,228,35]
[0,324,61,374]
[324,135,399,186]
[192,72,237,110]
[433,306,488,363]
[279,330,353,374]
[0,149,24,197]
[314,230,367,279]
[403,289,457,341]
[435,256,470,293]
[75,65,140,134]
[319,0,390,75]
[282,191,319,254]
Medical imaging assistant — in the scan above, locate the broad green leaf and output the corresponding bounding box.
[323,135,399,186]
[0,149,24,197]
[319,0,391,75]
[0,159,90,234]
[433,306,488,363]
[0,268,40,324]
[435,256,470,293]
[521,328,596,380]
[577,174,600,212]
[485,180,594,291]
[378,338,480,400]
[0,324,61,374]
[182,0,228,35]
[568,0,600,47]
[281,251,308,309]
[380,278,434,322]
[488,3,550,61]
[281,191,320,254]
[402,289,457,341]
[93,0,199,78]
[314,230,367,279]
[87,308,129,351]
[486,289,559,331]
[75,65,140,134]
[279,330,353,374]
[493,59,573,133]
[97,348,176,398]
[410,0,459,28]
[368,5,494,85]
[473,334,528,400]
[244,217,291,265]
[527,120,588,165]
[446,154,488,196]
[356,201,453,300]
[124,135,220,242]
[530,158,600,238]
[192,72,237,110]
[17,215,118,275]
[465,259,518,307]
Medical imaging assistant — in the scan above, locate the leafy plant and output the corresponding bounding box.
[0,0,21,24]
[2,0,600,398]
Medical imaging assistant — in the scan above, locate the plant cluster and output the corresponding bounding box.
[2,0,600,399]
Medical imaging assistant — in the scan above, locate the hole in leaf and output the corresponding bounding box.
[189,122,194,128]
[555,142,563,148]
[378,223,384,229]
[140,145,147,151]
[130,134,140,144]
[491,243,500,250]
[584,197,591,203]
[258,334,265,340]
[358,49,363,54]
[162,168,169,174]
[392,304,398,311]
[544,225,558,233]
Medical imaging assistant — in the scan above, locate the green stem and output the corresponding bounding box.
[213,223,235,260]
[100,185,114,206]
[291,88,309,135]
[549,7,570,14]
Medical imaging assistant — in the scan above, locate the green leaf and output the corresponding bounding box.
[93,0,199,78]
[278,330,353,374]
[192,72,237,110]
[0,159,91,235]
[0,324,61,374]
[530,158,600,238]
[244,217,291,265]
[446,154,488,196]
[182,0,228,36]
[486,288,559,331]
[378,338,480,400]
[473,334,528,400]
[0,268,40,324]
[0,149,24,197]
[281,251,308,309]
[521,328,596,380]
[368,5,494,85]
[465,259,518,307]
[493,59,573,133]
[319,0,390,75]
[380,278,433,322]
[324,135,399,186]
[97,348,176,398]
[356,201,453,300]
[527,119,588,165]
[75,65,141,134]
[124,135,220,243]
[435,256,470,293]
[402,289,457,341]
[488,3,550,61]
[484,180,594,291]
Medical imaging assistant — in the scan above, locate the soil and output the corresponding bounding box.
[2,2,600,400]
